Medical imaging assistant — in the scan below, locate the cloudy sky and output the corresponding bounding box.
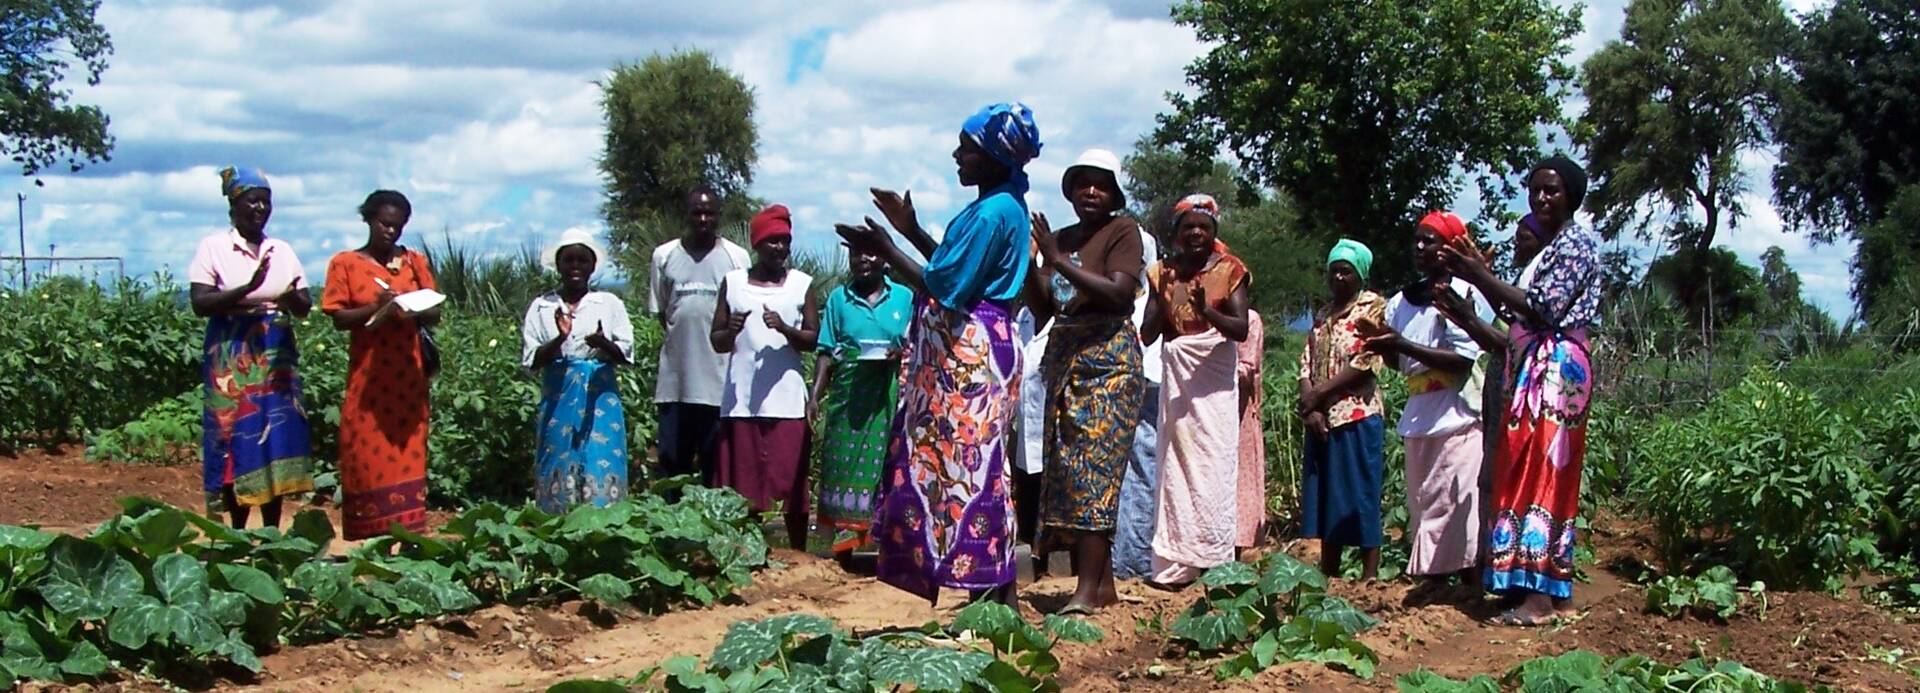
[13,0,1851,316]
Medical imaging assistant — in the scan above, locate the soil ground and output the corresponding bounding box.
[5,448,1917,692]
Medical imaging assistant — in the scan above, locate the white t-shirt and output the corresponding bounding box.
[719,268,812,419]
[648,238,750,406]
[1014,307,1051,475]
[520,291,636,368]
[1385,278,1494,438]
[1131,227,1163,385]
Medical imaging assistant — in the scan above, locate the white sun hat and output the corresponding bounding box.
[1061,148,1128,208]
[542,227,612,275]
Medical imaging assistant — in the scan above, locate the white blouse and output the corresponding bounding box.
[720,268,812,419]
[520,291,636,368]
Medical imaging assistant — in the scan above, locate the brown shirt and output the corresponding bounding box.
[1040,216,1145,319]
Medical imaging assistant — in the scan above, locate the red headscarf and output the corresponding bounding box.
[1418,210,1470,244]
[750,204,792,246]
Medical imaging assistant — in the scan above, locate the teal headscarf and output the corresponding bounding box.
[1326,238,1373,281]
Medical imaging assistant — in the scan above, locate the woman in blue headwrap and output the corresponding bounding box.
[835,102,1039,606]
[187,167,316,529]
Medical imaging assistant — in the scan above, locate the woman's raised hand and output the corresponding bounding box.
[834,219,889,252]
[1030,212,1060,264]
[870,188,917,235]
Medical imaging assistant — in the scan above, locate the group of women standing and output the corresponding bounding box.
[825,103,1601,626]
[190,169,437,541]
[1292,156,1602,626]
[186,103,1603,628]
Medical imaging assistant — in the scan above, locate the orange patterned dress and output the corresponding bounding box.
[322,249,436,539]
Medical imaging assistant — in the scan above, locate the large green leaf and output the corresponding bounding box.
[867,646,995,693]
[1281,617,1377,679]
[0,525,56,553]
[579,573,635,606]
[952,600,1024,640]
[1395,669,1500,693]
[289,508,337,548]
[1040,614,1103,644]
[1201,561,1260,588]
[123,507,196,557]
[0,623,58,681]
[215,564,285,605]
[1258,554,1328,595]
[213,632,263,672]
[708,615,838,673]
[209,590,250,627]
[1172,610,1251,652]
[57,640,108,677]
[628,554,686,588]
[0,525,56,593]
[107,594,221,651]
[1292,593,1378,633]
[40,537,144,619]
[152,553,212,608]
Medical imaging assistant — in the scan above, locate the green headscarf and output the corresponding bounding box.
[1326,238,1373,281]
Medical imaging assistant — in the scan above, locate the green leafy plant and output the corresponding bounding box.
[85,391,200,464]
[1397,650,1827,692]
[1630,370,1886,590]
[560,601,1103,692]
[1644,566,1767,621]
[0,482,769,685]
[0,276,199,449]
[1169,554,1378,680]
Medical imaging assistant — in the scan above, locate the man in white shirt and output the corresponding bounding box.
[647,186,751,488]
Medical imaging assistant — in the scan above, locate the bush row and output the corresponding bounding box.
[0,483,767,685]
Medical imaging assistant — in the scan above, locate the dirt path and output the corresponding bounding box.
[239,532,1919,692]
[7,449,1917,691]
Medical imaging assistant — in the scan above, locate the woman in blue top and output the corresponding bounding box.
[835,102,1040,606]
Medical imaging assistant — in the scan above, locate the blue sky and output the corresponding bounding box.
[13,0,1851,316]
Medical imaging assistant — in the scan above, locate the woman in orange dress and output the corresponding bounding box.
[321,190,440,540]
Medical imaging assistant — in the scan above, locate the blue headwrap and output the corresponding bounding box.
[961,102,1042,192]
[219,166,270,200]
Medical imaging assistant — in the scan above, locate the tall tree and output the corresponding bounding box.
[1155,0,1581,285]
[1577,0,1793,252]
[598,50,758,271]
[1771,0,1920,313]
[1122,138,1323,318]
[2,0,114,179]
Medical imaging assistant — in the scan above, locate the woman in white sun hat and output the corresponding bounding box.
[1022,147,1147,614]
[522,227,636,512]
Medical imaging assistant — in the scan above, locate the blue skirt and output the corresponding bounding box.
[1301,414,1384,548]
[1111,383,1161,579]
[534,359,628,513]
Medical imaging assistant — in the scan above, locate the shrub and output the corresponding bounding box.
[1864,388,1920,563]
[0,276,199,448]
[1630,370,1885,590]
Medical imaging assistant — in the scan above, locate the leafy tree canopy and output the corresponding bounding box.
[1,0,114,180]
[1771,0,1920,312]
[1155,0,1581,286]
[598,50,758,270]
[1577,0,1794,252]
